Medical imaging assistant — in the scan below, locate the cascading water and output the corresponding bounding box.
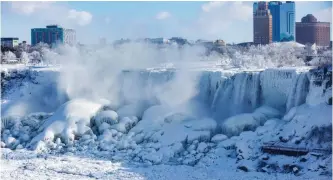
[117,68,320,124]
[259,69,297,112]
[211,72,262,122]
[2,67,320,124]
[119,69,175,105]
[286,72,310,111]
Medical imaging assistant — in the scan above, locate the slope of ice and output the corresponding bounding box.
[1,67,66,117]
[281,103,332,148]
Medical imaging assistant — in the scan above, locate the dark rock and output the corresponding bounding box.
[257,161,267,171]
[283,164,301,174]
[310,152,323,157]
[237,154,244,161]
[300,157,307,162]
[319,171,332,176]
[260,155,269,160]
[237,165,248,172]
[327,97,332,105]
[238,149,243,153]
[279,136,289,143]
[268,163,281,172]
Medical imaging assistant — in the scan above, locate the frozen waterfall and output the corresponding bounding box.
[117,67,317,123]
[1,66,328,124]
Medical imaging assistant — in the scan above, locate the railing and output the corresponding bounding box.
[1,58,21,64]
[261,141,331,156]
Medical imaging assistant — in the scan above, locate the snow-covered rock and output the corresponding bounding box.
[93,110,119,127]
[197,142,208,153]
[27,99,105,148]
[211,134,228,143]
[111,116,138,133]
[221,106,280,137]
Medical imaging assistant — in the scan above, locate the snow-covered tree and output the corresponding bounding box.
[305,43,317,56]
[20,52,30,64]
[2,51,17,63]
[29,51,41,62]
[30,42,50,52]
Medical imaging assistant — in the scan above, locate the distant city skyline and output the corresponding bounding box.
[1,1,332,44]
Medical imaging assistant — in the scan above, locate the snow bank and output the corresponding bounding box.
[211,134,228,143]
[92,104,218,165]
[93,110,119,127]
[280,103,332,148]
[27,99,105,149]
[221,106,281,137]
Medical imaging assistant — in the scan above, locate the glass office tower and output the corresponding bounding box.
[254,1,295,42]
[31,25,76,46]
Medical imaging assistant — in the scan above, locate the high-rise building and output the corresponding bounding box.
[1,37,19,48]
[269,1,295,42]
[31,25,76,46]
[253,2,272,44]
[253,2,258,16]
[254,1,295,42]
[296,14,331,47]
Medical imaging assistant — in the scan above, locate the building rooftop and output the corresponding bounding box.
[46,25,61,28]
[268,1,282,5]
[301,14,318,23]
[1,37,19,40]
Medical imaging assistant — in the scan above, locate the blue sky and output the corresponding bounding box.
[1,1,332,44]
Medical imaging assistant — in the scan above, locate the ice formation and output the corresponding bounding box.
[1,60,331,178]
[27,99,105,148]
[221,106,281,137]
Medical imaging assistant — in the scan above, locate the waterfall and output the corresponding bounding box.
[259,69,296,112]
[211,72,261,122]
[286,72,310,111]
[119,70,176,105]
[117,68,323,123]
[2,66,328,123]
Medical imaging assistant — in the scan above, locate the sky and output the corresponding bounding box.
[1,1,332,44]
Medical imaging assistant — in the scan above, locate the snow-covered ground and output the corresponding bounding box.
[1,43,332,179]
[1,149,329,180]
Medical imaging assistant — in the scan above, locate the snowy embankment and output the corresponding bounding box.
[1,65,332,179]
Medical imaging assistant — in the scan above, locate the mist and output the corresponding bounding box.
[2,41,307,119]
[46,42,210,118]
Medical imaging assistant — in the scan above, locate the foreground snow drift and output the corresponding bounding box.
[1,150,329,180]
